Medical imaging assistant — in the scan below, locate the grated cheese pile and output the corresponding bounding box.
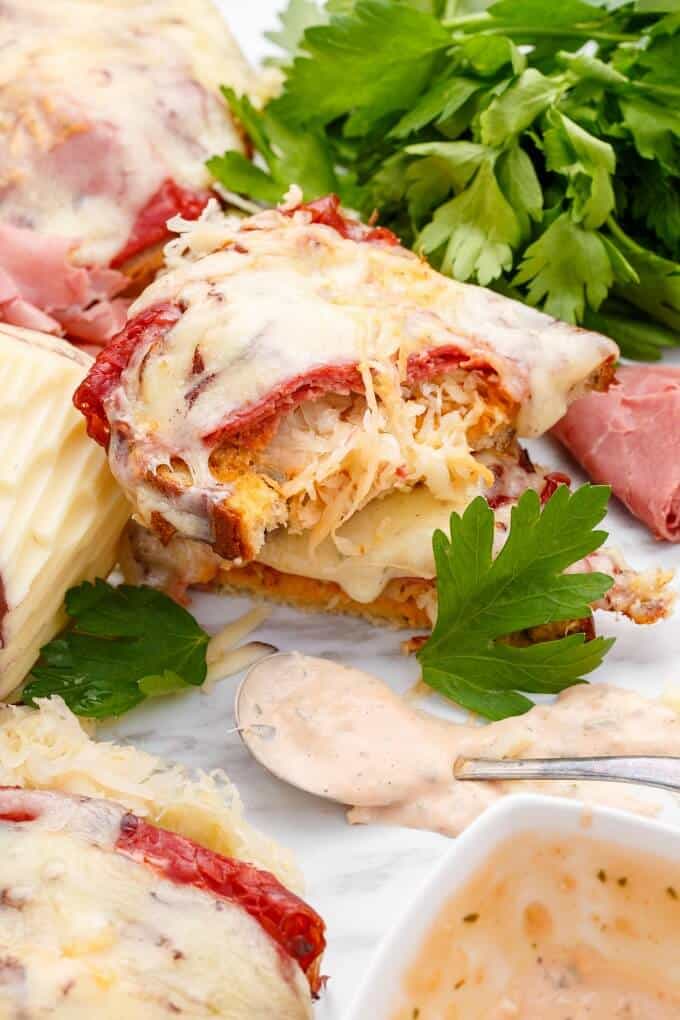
[260,367,503,544]
[0,696,300,889]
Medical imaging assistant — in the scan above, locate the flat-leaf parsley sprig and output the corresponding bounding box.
[416,484,615,720]
[22,580,210,718]
[22,580,269,719]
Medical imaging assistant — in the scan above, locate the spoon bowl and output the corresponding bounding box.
[235,651,345,801]
[234,650,441,807]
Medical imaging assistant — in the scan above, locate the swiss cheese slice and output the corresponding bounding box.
[0,325,129,696]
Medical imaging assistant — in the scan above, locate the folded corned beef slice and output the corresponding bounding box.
[553,365,680,542]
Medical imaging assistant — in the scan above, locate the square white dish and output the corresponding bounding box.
[345,793,680,1020]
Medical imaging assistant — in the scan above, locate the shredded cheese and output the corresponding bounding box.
[259,368,501,544]
[0,697,300,889]
[206,605,271,665]
[205,642,275,690]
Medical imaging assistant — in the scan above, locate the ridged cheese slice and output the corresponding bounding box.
[0,325,129,696]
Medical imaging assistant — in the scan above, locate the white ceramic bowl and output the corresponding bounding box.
[344,793,680,1020]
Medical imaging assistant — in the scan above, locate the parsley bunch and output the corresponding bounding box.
[210,0,680,359]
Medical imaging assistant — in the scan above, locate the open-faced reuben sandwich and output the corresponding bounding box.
[75,195,674,633]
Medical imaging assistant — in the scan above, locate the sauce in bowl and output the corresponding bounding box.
[391,830,680,1019]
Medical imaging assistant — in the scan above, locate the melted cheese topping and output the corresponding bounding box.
[0,0,251,264]
[0,325,129,696]
[127,205,616,442]
[0,803,310,1019]
[257,452,543,603]
[259,488,459,604]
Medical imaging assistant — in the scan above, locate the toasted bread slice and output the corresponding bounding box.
[215,560,672,631]
[118,243,167,298]
[119,436,675,638]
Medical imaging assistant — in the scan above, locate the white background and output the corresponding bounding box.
[106,5,680,1017]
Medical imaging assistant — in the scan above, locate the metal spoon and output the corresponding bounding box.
[235,652,680,801]
[455,756,680,792]
[234,650,442,805]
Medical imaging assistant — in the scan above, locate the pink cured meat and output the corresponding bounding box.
[552,365,680,541]
[0,224,129,345]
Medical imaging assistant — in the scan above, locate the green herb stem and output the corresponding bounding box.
[443,13,636,43]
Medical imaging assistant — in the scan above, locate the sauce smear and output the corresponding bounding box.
[238,654,680,837]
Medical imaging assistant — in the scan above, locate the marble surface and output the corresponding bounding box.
[105,5,680,1016]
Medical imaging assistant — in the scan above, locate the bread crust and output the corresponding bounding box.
[119,243,167,297]
[215,562,599,646]
[215,561,434,629]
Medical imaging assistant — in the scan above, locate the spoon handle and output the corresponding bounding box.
[454,755,680,792]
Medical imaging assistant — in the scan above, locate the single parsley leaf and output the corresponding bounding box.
[557,50,629,87]
[496,142,543,241]
[264,0,328,60]
[607,219,680,332]
[480,69,563,147]
[271,0,451,132]
[617,252,680,333]
[635,31,680,89]
[419,159,521,285]
[403,142,490,223]
[138,670,192,697]
[417,486,614,721]
[584,299,679,360]
[23,580,210,719]
[513,213,622,321]
[389,77,479,140]
[620,96,680,173]
[484,0,605,28]
[629,161,680,261]
[208,152,284,205]
[543,110,616,229]
[460,34,526,77]
[406,141,490,191]
[22,658,147,720]
[404,158,461,223]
